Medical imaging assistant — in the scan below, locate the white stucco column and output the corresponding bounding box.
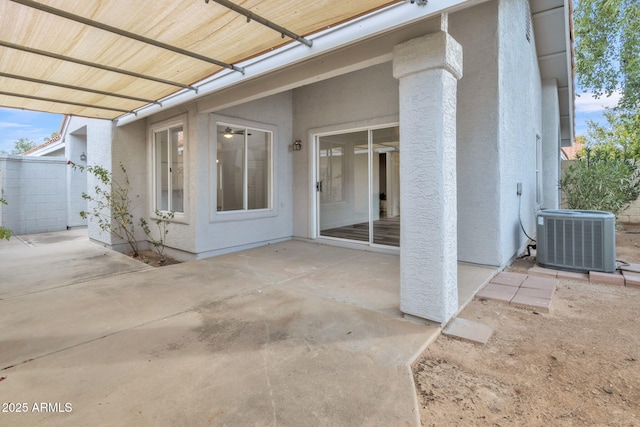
[393,31,462,324]
[541,79,561,209]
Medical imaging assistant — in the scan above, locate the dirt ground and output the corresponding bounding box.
[413,225,640,426]
[135,250,181,267]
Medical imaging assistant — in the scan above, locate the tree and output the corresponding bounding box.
[582,108,640,158]
[44,131,59,142]
[574,0,640,109]
[562,109,640,218]
[11,138,36,154]
[571,0,640,217]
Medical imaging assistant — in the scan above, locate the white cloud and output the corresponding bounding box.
[0,108,63,152]
[575,91,621,113]
[0,122,31,129]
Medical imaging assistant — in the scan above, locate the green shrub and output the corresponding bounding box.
[70,161,142,257]
[69,161,173,259]
[0,198,11,240]
[139,210,175,262]
[559,147,640,217]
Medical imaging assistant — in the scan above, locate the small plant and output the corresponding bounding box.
[0,198,12,240]
[69,161,142,257]
[140,210,175,263]
[69,161,175,262]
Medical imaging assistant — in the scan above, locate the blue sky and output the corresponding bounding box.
[0,89,619,153]
[0,108,64,153]
[574,89,620,136]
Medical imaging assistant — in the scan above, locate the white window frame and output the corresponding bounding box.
[148,114,188,222]
[210,114,278,222]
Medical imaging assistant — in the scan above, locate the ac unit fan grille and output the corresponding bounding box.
[544,218,603,271]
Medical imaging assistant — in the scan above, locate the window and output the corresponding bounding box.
[216,124,272,212]
[152,123,184,213]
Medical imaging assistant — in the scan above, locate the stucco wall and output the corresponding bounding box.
[0,155,67,235]
[495,0,543,266]
[449,1,501,265]
[66,116,114,245]
[111,118,149,252]
[66,125,88,228]
[450,0,545,267]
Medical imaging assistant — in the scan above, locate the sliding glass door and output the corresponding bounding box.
[317,126,400,247]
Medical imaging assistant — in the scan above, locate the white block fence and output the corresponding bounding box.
[0,155,70,235]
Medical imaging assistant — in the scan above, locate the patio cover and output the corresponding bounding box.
[0,0,400,119]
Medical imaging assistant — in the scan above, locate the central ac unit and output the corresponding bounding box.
[536,210,616,273]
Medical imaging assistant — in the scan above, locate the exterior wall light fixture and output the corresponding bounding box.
[80,152,87,161]
[293,139,302,151]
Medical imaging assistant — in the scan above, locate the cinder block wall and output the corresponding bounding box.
[0,155,68,235]
[619,199,640,224]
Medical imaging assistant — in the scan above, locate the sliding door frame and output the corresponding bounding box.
[312,122,399,251]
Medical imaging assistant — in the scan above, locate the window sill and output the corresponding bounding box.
[150,211,189,225]
[211,208,277,223]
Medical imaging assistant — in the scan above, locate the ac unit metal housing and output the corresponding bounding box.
[536,210,616,273]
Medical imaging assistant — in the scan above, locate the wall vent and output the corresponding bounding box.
[536,210,616,273]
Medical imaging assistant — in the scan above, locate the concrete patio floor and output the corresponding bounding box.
[0,230,494,426]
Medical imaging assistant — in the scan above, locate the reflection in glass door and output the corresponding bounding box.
[318,131,369,242]
[372,127,400,246]
[317,126,399,247]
